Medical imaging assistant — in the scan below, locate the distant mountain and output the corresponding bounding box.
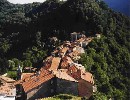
[104,0,130,16]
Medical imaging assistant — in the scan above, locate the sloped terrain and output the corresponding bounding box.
[0,0,130,99]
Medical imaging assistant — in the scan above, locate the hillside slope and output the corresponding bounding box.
[0,0,130,99]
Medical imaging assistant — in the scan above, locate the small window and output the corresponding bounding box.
[51,89,54,93]
[51,80,53,84]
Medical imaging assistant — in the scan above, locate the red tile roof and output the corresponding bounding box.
[49,57,61,71]
[24,75,54,93]
[59,47,69,56]
[43,63,51,70]
[60,61,69,69]
[53,69,78,82]
[66,65,94,84]
[0,76,15,83]
[60,56,73,69]
[81,72,94,84]
[15,68,54,92]
[21,73,34,80]
[0,83,16,96]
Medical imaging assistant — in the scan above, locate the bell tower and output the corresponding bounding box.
[17,65,22,80]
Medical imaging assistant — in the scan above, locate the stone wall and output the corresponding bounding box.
[26,79,54,100]
[56,78,78,96]
[23,77,93,100]
[78,79,93,98]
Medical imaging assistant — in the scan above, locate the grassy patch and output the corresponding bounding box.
[40,94,81,100]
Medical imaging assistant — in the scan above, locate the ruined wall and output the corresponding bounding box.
[56,78,78,96]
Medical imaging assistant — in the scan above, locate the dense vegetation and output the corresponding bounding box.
[0,0,129,99]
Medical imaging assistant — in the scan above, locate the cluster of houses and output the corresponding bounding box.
[0,32,100,100]
[0,76,16,100]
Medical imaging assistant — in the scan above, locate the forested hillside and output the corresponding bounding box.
[0,0,130,99]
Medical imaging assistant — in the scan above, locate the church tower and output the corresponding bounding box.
[17,65,22,80]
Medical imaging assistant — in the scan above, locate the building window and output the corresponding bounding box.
[51,80,53,84]
[51,89,54,93]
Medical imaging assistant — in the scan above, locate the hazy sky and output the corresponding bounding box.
[7,0,46,4]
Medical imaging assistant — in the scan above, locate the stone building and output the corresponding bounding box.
[15,69,54,100]
[15,61,95,100]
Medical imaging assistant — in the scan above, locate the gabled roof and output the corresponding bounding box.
[81,72,94,84]
[0,76,16,96]
[53,69,78,82]
[49,57,61,71]
[15,68,54,92]
[0,84,16,96]
[66,65,94,84]
[21,73,34,80]
[23,75,54,93]
[0,76,15,83]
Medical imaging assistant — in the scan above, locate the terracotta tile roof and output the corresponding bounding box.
[0,77,16,96]
[53,70,78,82]
[60,56,74,69]
[63,41,71,47]
[67,65,81,80]
[49,57,61,71]
[65,56,74,63]
[43,63,51,70]
[60,61,69,69]
[68,65,78,73]
[59,47,69,54]
[81,72,94,84]
[68,50,80,59]
[73,63,86,72]
[14,73,34,85]
[21,69,54,93]
[0,76,15,83]
[0,84,16,96]
[21,73,34,80]
[66,64,94,84]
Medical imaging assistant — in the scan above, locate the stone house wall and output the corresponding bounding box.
[78,79,93,98]
[26,79,54,100]
[56,78,78,96]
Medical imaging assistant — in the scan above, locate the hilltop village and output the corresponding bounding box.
[0,32,100,100]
